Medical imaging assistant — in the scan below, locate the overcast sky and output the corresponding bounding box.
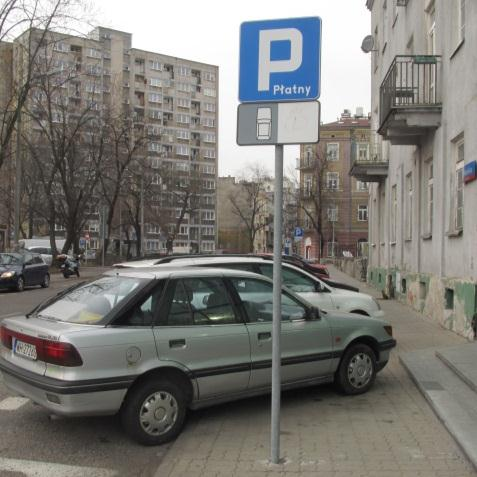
[97,0,371,177]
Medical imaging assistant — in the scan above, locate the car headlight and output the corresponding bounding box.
[1,271,15,278]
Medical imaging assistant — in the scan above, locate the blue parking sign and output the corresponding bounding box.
[239,17,321,103]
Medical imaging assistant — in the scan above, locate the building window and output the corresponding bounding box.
[204,102,216,112]
[176,113,190,124]
[303,174,313,197]
[149,60,162,71]
[202,210,215,220]
[358,205,368,222]
[326,143,339,161]
[201,241,215,252]
[391,185,397,243]
[426,159,434,235]
[147,224,160,234]
[177,98,191,108]
[204,149,216,159]
[179,225,188,235]
[327,205,338,223]
[149,77,162,87]
[202,133,216,143]
[148,93,162,103]
[176,129,190,140]
[356,180,368,191]
[357,143,369,161]
[455,139,464,230]
[203,71,216,82]
[326,172,339,190]
[203,88,216,97]
[176,65,191,76]
[405,173,413,239]
[176,82,192,93]
[201,117,215,128]
[203,180,215,190]
[202,226,215,236]
[176,145,190,156]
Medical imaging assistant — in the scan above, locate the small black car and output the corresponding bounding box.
[0,252,50,292]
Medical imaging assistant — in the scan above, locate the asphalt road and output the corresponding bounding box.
[0,267,171,477]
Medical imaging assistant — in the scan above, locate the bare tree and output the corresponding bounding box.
[23,58,103,255]
[229,164,270,253]
[295,148,331,259]
[0,0,92,172]
[97,112,149,255]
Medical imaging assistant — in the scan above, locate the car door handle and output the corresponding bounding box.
[258,332,271,341]
[169,339,186,348]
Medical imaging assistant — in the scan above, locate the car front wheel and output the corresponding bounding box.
[41,274,50,288]
[16,276,25,292]
[336,343,376,395]
[121,378,187,445]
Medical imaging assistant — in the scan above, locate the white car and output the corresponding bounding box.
[114,256,384,319]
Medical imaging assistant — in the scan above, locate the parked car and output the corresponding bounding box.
[116,256,381,318]
[0,252,50,291]
[0,267,395,445]
[114,253,359,292]
[25,246,53,266]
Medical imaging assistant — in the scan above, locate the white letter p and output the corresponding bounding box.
[258,28,303,92]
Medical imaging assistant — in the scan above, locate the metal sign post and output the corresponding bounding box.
[271,144,283,463]
[237,16,321,465]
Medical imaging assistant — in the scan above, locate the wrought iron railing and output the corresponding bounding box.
[379,55,441,128]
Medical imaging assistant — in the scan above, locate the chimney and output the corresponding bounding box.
[341,109,351,119]
[355,107,364,118]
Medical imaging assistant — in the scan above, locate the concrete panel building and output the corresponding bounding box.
[356,0,477,338]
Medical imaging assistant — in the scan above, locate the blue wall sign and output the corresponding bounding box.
[464,161,477,184]
[239,17,321,103]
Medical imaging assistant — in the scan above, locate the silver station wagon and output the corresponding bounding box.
[0,267,396,445]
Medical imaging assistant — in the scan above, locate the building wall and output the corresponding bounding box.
[298,111,370,260]
[366,0,477,338]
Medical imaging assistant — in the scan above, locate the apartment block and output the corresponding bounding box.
[298,109,370,260]
[357,0,477,338]
[9,26,218,255]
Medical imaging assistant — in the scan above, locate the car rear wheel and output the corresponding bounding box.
[41,274,50,288]
[336,343,376,395]
[16,276,25,292]
[121,378,187,445]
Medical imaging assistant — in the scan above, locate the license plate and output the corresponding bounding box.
[13,338,37,361]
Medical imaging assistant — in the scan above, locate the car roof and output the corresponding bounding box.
[103,266,273,281]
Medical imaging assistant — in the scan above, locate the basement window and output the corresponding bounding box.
[419,281,427,300]
[445,288,454,309]
[401,278,407,294]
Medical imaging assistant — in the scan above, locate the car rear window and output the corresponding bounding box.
[36,276,147,324]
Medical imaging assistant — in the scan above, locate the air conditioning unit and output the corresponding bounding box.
[124,82,130,87]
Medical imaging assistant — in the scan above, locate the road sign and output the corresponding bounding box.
[79,238,86,248]
[237,101,320,145]
[239,17,321,103]
[294,227,304,238]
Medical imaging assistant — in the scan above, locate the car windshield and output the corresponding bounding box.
[0,254,21,265]
[36,276,147,324]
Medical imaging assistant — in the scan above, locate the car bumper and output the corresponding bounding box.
[0,357,130,417]
[0,277,18,289]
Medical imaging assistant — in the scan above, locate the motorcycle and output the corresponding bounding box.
[58,254,80,278]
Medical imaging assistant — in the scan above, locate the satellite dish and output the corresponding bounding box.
[361,35,375,53]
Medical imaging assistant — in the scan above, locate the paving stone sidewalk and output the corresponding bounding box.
[153,265,476,477]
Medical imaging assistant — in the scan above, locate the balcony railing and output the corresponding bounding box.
[379,55,442,142]
[349,140,388,182]
[296,156,316,170]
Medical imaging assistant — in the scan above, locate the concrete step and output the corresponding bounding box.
[400,347,477,470]
[436,342,477,394]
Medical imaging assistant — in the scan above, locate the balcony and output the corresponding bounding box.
[296,156,316,170]
[378,55,442,145]
[349,144,388,182]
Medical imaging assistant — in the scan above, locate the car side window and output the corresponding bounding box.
[33,256,44,264]
[24,253,34,265]
[230,277,308,323]
[115,280,165,326]
[166,278,238,326]
[258,264,317,293]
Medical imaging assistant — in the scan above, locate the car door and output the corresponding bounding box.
[22,253,36,285]
[152,276,250,400]
[257,263,335,311]
[228,276,333,390]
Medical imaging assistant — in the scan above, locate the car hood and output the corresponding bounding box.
[326,287,363,298]
[0,264,21,274]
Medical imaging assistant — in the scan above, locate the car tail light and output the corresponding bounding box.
[1,326,12,349]
[384,325,393,337]
[0,326,82,367]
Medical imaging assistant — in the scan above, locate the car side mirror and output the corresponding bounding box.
[308,308,320,320]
